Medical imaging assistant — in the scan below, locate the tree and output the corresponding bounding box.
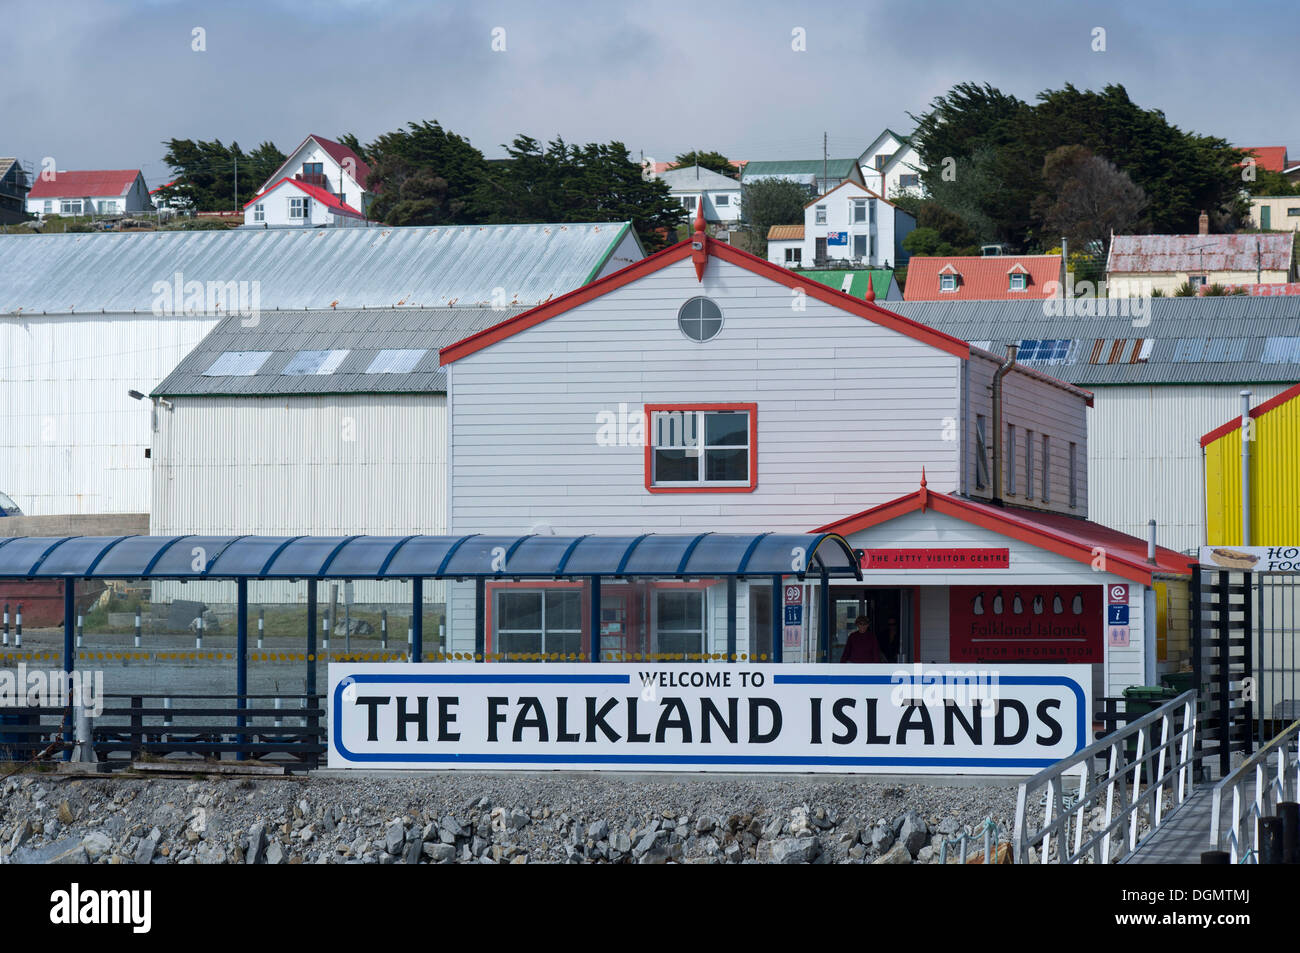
[672,150,738,179]
[158,138,285,211]
[365,120,486,225]
[1032,146,1147,259]
[740,178,810,258]
[336,133,373,168]
[476,135,683,251]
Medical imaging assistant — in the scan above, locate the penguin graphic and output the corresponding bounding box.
[1071,592,1084,615]
[1053,593,1064,614]
[992,590,1004,614]
[1012,593,1024,614]
[1032,594,1045,614]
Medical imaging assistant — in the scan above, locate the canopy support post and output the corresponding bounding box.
[771,575,782,663]
[474,578,485,660]
[62,579,75,760]
[306,582,317,732]
[726,577,736,661]
[589,576,601,662]
[412,577,424,661]
[819,570,831,663]
[236,578,248,761]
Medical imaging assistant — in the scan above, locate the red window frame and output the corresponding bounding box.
[643,402,758,493]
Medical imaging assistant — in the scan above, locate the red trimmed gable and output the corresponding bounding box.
[904,255,1062,300]
[242,177,363,217]
[439,237,973,365]
[814,489,1192,585]
[312,135,372,190]
[28,169,142,199]
[1201,381,1300,447]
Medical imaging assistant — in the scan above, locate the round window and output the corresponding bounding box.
[678,296,723,342]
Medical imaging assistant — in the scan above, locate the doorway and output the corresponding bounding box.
[830,587,912,663]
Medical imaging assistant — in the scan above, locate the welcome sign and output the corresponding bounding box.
[328,663,1091,775]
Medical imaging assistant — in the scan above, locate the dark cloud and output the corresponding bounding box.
[3,0,1291,189]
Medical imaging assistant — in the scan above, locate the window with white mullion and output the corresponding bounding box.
[496,590,583,658]
[651,410,750,486]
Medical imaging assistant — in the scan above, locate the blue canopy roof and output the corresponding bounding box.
[0,534,862,581]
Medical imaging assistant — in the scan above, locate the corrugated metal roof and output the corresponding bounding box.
[903,255,1062,300]
[742,158,859,180]
[27,169,141,199]
[656,166,741,191]
[0,222,632,315]
[1107,233,1293,273]
[885,297,1300,384]
[153,306,528,397]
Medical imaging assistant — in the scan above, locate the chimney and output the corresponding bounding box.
[1198,210,1209,236]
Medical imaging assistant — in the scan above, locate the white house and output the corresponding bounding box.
[858,129,925,201]
[740,158,864,196]
[256,134,373,218]
[25,169,150,216]
[655,165,741,224]
[242,177,366,227]
[438,229,1192,695]
[766,181,916,269]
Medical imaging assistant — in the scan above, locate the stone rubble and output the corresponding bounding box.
[0,772,1030,865]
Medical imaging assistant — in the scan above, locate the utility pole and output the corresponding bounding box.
[823,132,828,194]
[233,153,238,212]
[1257,237,1261,284]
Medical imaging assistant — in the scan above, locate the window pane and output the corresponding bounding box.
[499,591,542,631]
[658,631,703,656]
[705,448,748,481]
[545,590,581,632]
[655,449,698,482]
[548,631,582,656]
[657,591,701,631]
[705,412,748,446]
[499,632,542,655]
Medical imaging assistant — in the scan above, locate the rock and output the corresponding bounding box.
[195,842,226,864]
[918,846,935,863]
[9,819,33,853]
[403,837,423,864]
[937,816,961,835]
[135,828,161,865]
[638,842,682,864]
[11,837,90,865]
[423,843,456,863]
[873,843,912,865]
[694,816,715,835]
[633,829,668,858]
[57,800,76,825]
[247,823,266,864]
[848,844,867,861]
[899,812,929,856]
[266,839,284,865]
[610,832,632,854]
[82,832,112,861]
[869,825,894,853]
[587,819,609,841]
[385,821,405,855]
[771,838,819,864]
[723,842,743,863]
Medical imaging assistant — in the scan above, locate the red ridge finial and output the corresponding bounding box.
[919,467,929,512]
[920,467,927,489]
[864,274,875,302]
[692,197,708,282]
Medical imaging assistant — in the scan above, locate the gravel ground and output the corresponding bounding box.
[0,770,1026,864]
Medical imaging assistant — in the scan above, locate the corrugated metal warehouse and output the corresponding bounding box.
[0,222,643,517]
[888,297,1300,553]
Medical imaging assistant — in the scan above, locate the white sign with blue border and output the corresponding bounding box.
[329,663,1091,775]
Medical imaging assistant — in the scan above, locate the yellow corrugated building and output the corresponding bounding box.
[1203,382,1300,544]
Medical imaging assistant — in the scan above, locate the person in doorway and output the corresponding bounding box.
[840,615,880,663]
[877,616,900,663]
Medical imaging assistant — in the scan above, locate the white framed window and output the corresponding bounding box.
[1009,273,1027,291]
[1025,429,1035,501]
[1288,208,1300,217]
[289,197,308,219]
[1069,441,1078,508]
[940,273,957,292]
[654,589,706,657]
[1007,424,1017,494]
[42,200,52,214]
[975,415,989,490]
[784,247,802,264]
[853,234,867,258]
[1041,434,1050,503]
[852,199,867,223]
[715,194,730,207]
[869,199,877,224]
[96,200,116,213]
[899,174,920,189]
[60,199,82,215]
[648,405,754,490]
[1190,275,1207,288]
[815,205,827,225]
[253,203,264,222]
[680,195,696,211]
[496,589,582,658]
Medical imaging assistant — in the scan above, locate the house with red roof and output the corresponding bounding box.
[435,210,1189,695]
[902,254,1062,301]
[25,169,149,217]
[766,180,915,269]
[254,134,373,219]
[242,177,365,227]
[1240,146,1290,174]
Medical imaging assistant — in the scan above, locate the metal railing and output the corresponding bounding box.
[1013,690,1198,863]
[1209,718,1300,863]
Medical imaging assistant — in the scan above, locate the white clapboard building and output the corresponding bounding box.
[437,220,1193,697]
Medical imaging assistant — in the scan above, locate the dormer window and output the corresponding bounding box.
[940,274,957,292]
[1009,273,1027,291]
[1007,263,1030,292]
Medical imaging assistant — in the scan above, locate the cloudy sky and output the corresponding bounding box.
[4,0,1294,189]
